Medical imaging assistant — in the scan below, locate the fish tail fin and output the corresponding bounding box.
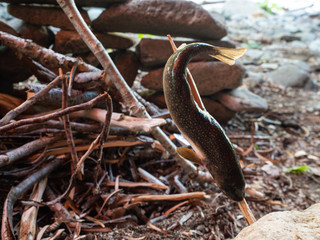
[210,47,247,65]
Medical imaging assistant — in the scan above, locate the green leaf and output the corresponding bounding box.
[286,165,310,174]
[137,33,145,39]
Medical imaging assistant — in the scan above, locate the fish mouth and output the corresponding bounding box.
[219,183,245,202]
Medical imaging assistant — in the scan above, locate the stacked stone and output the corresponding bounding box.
[0,0,267,123]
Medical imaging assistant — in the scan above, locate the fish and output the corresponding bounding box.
[163,43,247,201]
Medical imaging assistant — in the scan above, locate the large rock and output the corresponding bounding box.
[8,5,90,30]
[54,30,134,54]
[92,0,227,40]
[111,50,139,87]
[202,97,236,124]
[1,0,126,7]
[137,37,235,69]
[141,62,244,96]
[267,64,317,91]
[0,18,53,47]
[216,87,268,112]
[235,203,320,240]
[143,92,235,124]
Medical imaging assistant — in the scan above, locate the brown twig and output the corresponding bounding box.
[0,75,63,127]
[1,157,64,240]
[75,92,112,177]
[0,31,98,73]
[131,192,207,203]
[19,177,48,240]
[238,198,256,225]
[0,136,58,167]
[61,68,79,174]
[0,92,109,133]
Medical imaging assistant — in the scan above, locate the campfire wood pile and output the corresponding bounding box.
[0,0,272,239]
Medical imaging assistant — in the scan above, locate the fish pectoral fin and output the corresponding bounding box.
[210,47,247,66]
[176,147,203,166]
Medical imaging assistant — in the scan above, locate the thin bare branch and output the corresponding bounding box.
[0,92,109,133]
[0,75,63,126]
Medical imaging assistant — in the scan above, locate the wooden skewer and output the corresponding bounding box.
[167,35,256,226]
[238,198,256,225]
[167,35,206,111]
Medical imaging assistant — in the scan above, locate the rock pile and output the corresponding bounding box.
[0,0,267,123]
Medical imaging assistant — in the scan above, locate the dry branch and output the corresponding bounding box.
[0,75,63,126]
[0,136,58,167]
[19,177,48,240]
[70,109,167,133]
[1,157,64,240]
[0,31,98,73]
[0,92,109,133]
[131,192,207,203]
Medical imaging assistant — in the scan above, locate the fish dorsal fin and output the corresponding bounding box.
[210,47,247,66]
[176,147,203,166]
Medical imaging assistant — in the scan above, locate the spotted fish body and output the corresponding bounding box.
[163,43,245,201]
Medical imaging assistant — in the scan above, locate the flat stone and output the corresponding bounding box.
[92,0,227,40]
[0,18,53,47]
[267,64,316,90]
[2,0,126,7]
[143,92,235,124]
[215,87,268,112]
[309,39,320,56]
[141,62,244,96]
[54,30,134,54]
[202,97,236,124]
[8,4,90,31]
[137,37,235,69]
[110,50,139,87]
[235,203,320,240]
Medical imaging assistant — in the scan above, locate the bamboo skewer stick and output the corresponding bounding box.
[238,198,256,225]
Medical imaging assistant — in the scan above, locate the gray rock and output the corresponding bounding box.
[309,39,320,56]
[267,64,315,90]
[8,4,90,31]
[137,37,236,69]
[244,49,264,61]
[215,87,268,112]
[92,0,227,40]
[235,203,320,240]
[222,0,265,18]
[141,62,244,96]
[54,30,134,54]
